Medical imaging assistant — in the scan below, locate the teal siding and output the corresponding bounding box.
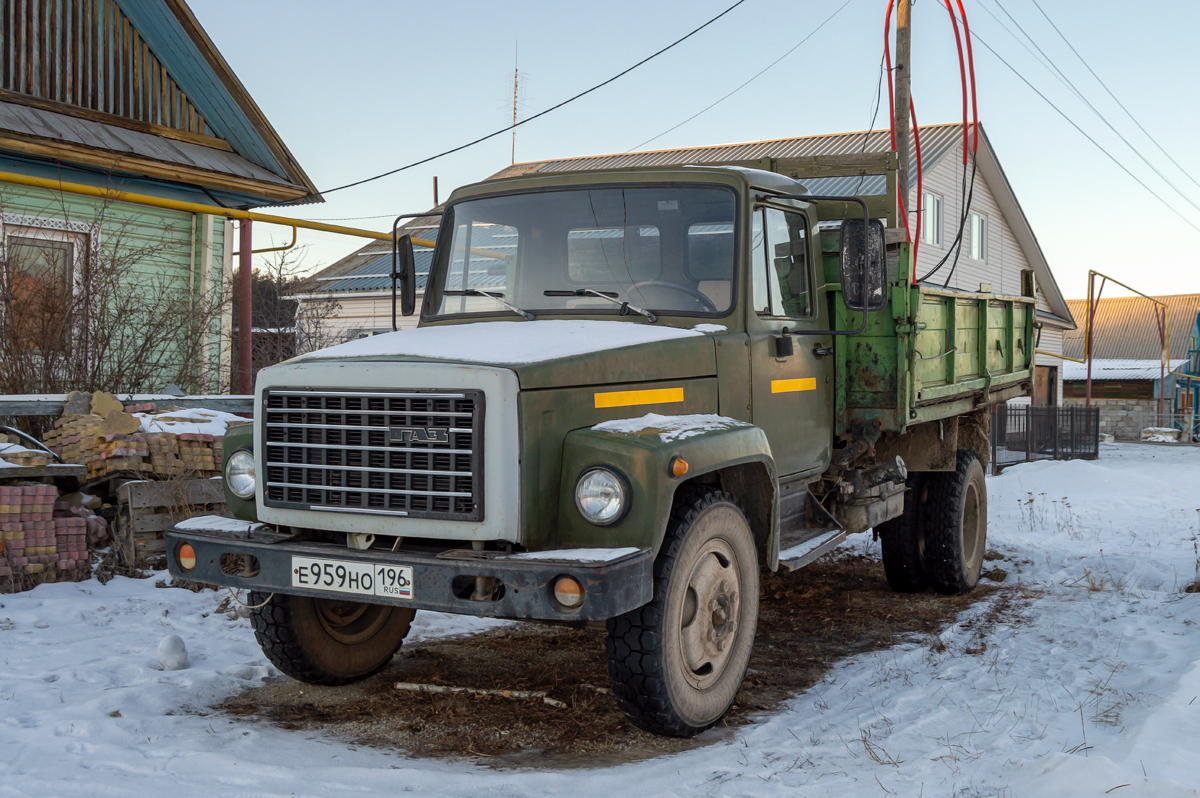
[0,180,231,392]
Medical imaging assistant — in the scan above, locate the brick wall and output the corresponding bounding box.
[1062,397,1160,440]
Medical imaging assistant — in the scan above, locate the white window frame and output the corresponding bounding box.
[970,212,988,262]
[0,213,100,346]
[922,191,943,246]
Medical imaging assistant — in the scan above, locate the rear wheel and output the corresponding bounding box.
[877,473,928,592]
[250,593,414,686]
[606,489,759,737]
[923,450,987,594]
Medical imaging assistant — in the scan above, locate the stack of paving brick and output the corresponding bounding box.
[41,392,227,480]
[0,485,58,580]
[146,432,184,476]
[0,434,54,467]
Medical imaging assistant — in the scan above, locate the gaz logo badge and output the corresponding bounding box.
[389,427,450,444]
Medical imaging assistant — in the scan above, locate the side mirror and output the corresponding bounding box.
[397,234,416,317]
[839,218,887,312]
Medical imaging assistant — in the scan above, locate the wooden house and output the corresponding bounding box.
[303,124,1076,398]
[0,0,318,393]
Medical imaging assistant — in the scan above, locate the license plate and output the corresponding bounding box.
[291,557,414,600]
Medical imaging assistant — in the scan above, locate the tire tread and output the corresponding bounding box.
[606,487,748,737]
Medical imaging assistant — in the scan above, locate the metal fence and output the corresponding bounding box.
[990,405,1101,473]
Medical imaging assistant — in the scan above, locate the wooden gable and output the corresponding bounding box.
[2,0,222,147]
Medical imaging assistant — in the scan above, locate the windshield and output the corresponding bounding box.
[428,185,738,319]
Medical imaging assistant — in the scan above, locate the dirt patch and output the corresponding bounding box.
[216,553,1014,765]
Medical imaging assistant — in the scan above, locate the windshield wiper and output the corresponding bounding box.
[443,289,534,320]
[543,288,658,323]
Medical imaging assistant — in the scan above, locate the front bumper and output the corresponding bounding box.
[166,519,653,621]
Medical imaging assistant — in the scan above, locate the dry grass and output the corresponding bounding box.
[215,553,1021,766]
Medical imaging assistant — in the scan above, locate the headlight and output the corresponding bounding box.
[574,467,629,526]
[225,449,257,499]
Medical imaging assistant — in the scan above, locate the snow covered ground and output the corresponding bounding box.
[3,443,1200,797]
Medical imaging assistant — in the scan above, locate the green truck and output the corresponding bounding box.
[168,155,1035,737]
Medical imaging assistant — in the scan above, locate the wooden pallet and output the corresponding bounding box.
[115,478,225,567]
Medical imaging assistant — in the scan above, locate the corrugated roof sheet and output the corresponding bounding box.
[1063,294,1200,360]
[487,124,966,194]
[1062,359,1187,381]
[303,215,515,294]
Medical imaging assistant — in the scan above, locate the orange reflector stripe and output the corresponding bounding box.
[177,543,196,571]
[594,387,685,409]
[771,378,817,393]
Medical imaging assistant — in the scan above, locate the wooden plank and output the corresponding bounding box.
[131,510,222,535]
[724,152,899,180]
[119,478,224,510]
[0,463,87,479]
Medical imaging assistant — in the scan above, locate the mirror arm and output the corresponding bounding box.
[391,211,445,331]
[755,193,873,337]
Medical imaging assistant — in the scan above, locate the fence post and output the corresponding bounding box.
[1025,405,1033,464]
[991,405,999,476]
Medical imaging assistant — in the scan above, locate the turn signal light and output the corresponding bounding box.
[670,457,689,477]
[553,575,585,609]
[176,542,197,572]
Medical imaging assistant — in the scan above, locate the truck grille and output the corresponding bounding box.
[261,389,484,520]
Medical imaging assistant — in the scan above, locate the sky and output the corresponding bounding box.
[188,0,1200,303]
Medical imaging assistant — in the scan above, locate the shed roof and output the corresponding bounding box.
[1062,359,1187,381]
[1063,294,1200,360]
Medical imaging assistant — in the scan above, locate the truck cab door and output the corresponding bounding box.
[748,206,834,478]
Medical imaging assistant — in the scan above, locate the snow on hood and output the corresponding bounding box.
[295,320,708,366]
[593,413,752,443]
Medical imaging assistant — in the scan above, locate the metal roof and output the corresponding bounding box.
[0,101,294,189]
[1063,294,1200,360]
[487,125,966,196]
[301,214,511,294]
[1062,359,1188,382]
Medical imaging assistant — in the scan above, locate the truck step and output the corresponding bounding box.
[777,527,849,572]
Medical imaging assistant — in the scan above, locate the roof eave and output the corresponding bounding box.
[162,0,321,203]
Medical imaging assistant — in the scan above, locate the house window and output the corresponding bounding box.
[3,230,80,350]
[922,192,943,246]
[970,212,988,261]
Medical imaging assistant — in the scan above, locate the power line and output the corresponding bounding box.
[983,0,1200,217]
[1028,0,1200,193]
[968,29,1200,234]
[626,0,853,152]
[310,0,751,199]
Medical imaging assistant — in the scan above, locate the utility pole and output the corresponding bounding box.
[511,42,520,165]
[894,0,912,205]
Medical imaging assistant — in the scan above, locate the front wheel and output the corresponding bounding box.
[606,489,760,737]
[250,593,415,686]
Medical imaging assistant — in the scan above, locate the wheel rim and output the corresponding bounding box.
[677,535,742,691]
[314,599,392,645]
[961,479,984,574]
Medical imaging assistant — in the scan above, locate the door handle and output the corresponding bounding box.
[813,344,834,358]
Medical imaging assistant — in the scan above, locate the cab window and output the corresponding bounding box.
[752,207,811,318]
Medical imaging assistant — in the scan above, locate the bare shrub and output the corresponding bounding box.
[230,243,340,386]
[0,191,228,404]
